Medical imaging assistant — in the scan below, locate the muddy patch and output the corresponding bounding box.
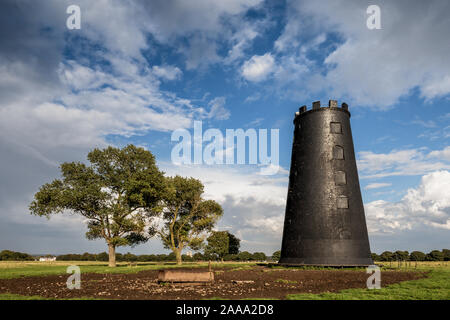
[0,266,427,300]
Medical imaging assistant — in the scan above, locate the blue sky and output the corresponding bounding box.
[0,0,449,256]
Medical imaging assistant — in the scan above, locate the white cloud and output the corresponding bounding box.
[182,35,221,70]
[224,19,266,64]
[411,119,437,128]
[357,147,450,179]
[0,0,271,255]
[242,210,284,236]
[365,182,392,190]
[126,0,264,69]
[162,164,287,205]
[241,53,275,82]
[428,146,450,161]
[365,171,450,234]
[136,0,262,41]
[273,0,450,106]
[152,65,182,81]
[421,75,450,100]
[161,163,288,253]
[418,126,450,141]
[206,97,230,120]
[0,60,197,155]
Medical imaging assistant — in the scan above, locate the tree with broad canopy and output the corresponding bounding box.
[29,145,166,267]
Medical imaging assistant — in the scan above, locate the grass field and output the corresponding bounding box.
[287,262,450,300]
[0,261,448,300]
[0,260,255,280]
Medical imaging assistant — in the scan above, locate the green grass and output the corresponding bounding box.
[0,261,257,279]
[287,267,450,300]
[0,293,51,300]
[275,278,297,284]
[0,293,101,300]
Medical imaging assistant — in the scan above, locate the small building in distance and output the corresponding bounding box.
[39,256,56,262]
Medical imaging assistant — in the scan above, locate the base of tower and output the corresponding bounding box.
[278,257,374,267]
[276,263,373,268]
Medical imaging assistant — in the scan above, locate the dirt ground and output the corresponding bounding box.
[0,266,427,300]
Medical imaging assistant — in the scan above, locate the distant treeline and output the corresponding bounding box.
[56,251,268,262]
[0,250,34,261]
[0,250,267,262]
[371,249,449,262]
[2,249,449,262]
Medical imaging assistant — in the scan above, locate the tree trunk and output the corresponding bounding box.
[108,243,116,267]
[175,249,182,265]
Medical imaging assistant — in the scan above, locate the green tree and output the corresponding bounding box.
[29,145,166,267]
[193,252,204,261]
[0,250,33,261]
[81,252,96,261]
[393,250,409,261]
[272,250,281,262]
[371,253,380,261]
[426,250,444,261]
[443,249,450,261]
[409,251,426,261]
[204,231,240,262]
[379,251,394,261]
[237,251,252,261]
[252,252,267,261]
[96,252,109,262]
[115,253,124,262]
[123,252,137,262]
[156,176,223,265]
[223,254,238,261]
[205,231,229,261]
[228,232,240,255]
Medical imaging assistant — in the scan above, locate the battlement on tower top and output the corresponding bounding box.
[294,100,350,120]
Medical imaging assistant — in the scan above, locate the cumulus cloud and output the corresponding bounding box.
[273,0,450,106]
[152,65,182,81]
[357,147,450,179]
[0,0,269,254]
[365,171,450,234]
[241,53,275,82]
[135,0,262,41]
[427,146,450,161]
[0,60,195,153]
[135,0,264,69]
[161,164,288,253]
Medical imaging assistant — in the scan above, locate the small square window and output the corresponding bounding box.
[337,196,349,209]
[330,122,342,134]
[333,146,344,160]
[335,171,346,185]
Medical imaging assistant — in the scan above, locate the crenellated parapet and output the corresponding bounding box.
[294,100,350,123]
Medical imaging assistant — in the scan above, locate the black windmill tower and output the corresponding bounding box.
[279,100,373,266]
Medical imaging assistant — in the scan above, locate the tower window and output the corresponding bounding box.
[337,196,349,209]
[335,171,346,185]
[333,145,344,160]
[330,122,342,134]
